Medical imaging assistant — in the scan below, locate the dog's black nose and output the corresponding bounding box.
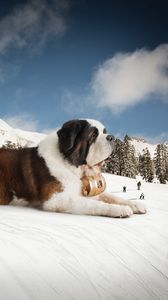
[106,135,114,142]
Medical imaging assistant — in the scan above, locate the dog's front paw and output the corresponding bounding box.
[111,205,133,218]
[130,201,147,214]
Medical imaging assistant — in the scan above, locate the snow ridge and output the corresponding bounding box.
[130,137,158,158]
[0,118,45,147]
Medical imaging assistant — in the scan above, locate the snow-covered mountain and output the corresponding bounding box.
[0,119,166,157]
[0,119,46,147]
[130,136,158,158]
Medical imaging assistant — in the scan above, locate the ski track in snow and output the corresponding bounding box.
[0,174,168,300]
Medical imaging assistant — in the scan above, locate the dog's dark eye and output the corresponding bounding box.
[92,132,97,139]
[103,128,107,134]
[89,129,98,143]
[89,127,98,144]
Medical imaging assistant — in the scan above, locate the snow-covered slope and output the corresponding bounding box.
[130,136,157,158]
[0,119,45,147]
[0,173,168,300]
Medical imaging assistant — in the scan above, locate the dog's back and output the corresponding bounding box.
[0,147,62,205]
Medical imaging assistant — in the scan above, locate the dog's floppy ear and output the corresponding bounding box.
[57,120,82,153]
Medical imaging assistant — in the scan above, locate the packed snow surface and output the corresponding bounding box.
[0,174,168,300]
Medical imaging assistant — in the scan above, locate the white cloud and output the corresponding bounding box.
[91,44,168,113]
[4,114,39,131]
[0,0,69,54]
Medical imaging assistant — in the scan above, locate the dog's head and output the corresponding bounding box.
[57,119,115,167]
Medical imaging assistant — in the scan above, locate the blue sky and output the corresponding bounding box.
[0,0,168,143]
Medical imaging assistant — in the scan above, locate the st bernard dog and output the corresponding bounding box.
[0,119,146,217]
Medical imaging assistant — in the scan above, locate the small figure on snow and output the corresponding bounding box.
[123,186,126,192]
[137,181,141,190]
[140,193,144,199]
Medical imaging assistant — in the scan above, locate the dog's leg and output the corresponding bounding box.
[98,193,147,214]
[9,195,29,207]
[43,193,133,218]
[0,183,13,205]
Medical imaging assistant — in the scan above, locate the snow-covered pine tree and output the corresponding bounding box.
[138,154,144,177]
[103,138,124,175]
[122,135,138,178]
[165,145,168,181]
[139,148,154,182]
[146,148,155,183]
[154,144,167,184]
[2,141,22,149]
[111,138,124,175]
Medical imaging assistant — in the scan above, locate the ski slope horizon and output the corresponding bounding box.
[0,173,168,300]
[0,118,167,158]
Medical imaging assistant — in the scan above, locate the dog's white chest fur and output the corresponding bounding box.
[38,133,82,196]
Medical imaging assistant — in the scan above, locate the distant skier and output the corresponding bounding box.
[140,193,144,199]
[137,181,141,190]
[123,186,126,192]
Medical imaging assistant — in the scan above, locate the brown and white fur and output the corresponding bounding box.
[0,119,146,217]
